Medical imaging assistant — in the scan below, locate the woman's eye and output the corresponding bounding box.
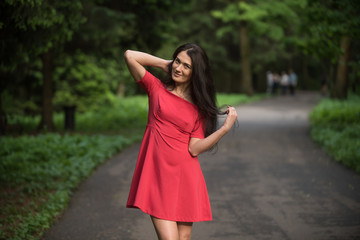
[175,59,180,64]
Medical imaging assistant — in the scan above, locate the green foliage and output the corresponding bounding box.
[296,0,360,99]
[0,0,86,72]
[310,95,360,173]
[212,0,307,71]
[7,95,149,134]
[73,95,148,133]
[310,96,360,129]
[53,52,125,112]
[75,3,136,55]
[216,93,266,108]
[0,133,139,239]
[298,0,360,61]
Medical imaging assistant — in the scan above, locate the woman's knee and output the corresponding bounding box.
[179,232,191,240]
[178,222,193,240]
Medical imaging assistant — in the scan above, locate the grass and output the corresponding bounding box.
[217,93,266,108]
[310,94,360,173]
[1,93,265,239]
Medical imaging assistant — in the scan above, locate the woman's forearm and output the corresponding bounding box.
[188,126,228,157]
[124,50,170,81]
[125,50,169,69]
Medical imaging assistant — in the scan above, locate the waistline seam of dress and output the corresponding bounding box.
[146,124,190,144]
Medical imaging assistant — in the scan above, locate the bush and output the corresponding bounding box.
[73,95,148,133]
[310,95,360,128]
[310,95,360,173]
[7,95,149,134]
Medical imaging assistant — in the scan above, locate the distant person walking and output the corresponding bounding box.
[266,71,273,94]
[288,69,298,96]
[124,43,238,240]
[272,72,280,95]
[280,71,289,95]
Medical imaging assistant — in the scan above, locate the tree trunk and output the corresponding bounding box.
[301,54,309,90]
[0,90,7,135]
[335,36,351,99]
[38,50,55,131]
[257,69,267,93]
[239,21,253,96]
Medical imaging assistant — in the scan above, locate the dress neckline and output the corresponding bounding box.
[163,86,197,107]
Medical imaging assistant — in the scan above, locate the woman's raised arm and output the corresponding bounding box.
[124,50,171,82]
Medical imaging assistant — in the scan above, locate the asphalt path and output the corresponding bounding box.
[43,92,360,240]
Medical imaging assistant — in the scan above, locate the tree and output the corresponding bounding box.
[335,36,351,99]
[298,0,360,99]
[0,0,86,130]
[212,0,254,95]
[239,17,252,95]
[212,0,306,94]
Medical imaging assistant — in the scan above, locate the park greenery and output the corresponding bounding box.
[0,0,360,239]
[1,0,360,131]
[310,95,360,173]
[0,134,138,239]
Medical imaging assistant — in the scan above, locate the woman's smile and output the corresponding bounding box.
[173,70,181,78]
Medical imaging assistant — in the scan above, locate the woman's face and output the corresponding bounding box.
[172,50,192,84]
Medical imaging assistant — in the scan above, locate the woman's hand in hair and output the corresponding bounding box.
[188,106,238,157]
[162,60,172,74]
[221,106,238,132]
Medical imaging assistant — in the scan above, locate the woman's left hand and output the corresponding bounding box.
[222,106,238,132]
[189,105,238,156]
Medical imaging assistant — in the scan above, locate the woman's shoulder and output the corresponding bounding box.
[138,70,165,93]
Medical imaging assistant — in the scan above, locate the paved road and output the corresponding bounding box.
[43,92,360,240]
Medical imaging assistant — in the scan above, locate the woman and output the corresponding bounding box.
[124,43,237,240]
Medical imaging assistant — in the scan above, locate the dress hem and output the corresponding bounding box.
[126,203,212,223]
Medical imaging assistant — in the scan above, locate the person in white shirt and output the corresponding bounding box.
[266,71,273,94]
[280,71,289,95]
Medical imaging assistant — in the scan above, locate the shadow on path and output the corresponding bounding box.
[44,92,360,240]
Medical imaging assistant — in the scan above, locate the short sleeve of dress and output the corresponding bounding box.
[136,70,161,95]
[190,116,205,139]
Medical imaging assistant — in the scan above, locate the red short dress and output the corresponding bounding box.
[126,70,212,222]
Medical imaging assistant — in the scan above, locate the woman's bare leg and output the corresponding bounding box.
[151,216,179,240]
[177,222,193,240]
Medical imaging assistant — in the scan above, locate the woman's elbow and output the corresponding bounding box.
[124,50,133,62]
[124,50,138,69]
[188,146,199,157]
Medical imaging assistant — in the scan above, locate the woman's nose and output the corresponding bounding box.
[175,64,182,71]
